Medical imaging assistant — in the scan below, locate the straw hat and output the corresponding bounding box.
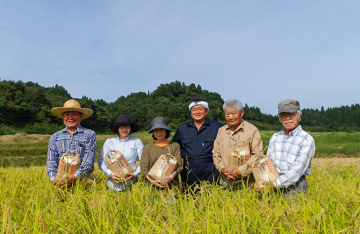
[51,99,93,119]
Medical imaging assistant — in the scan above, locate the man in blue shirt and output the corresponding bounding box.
[172,98,223,189]
[264,99,315,198]
[47,99,97,187]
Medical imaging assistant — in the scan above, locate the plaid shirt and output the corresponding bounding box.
[46,125,97,181]
[266,125,315,188]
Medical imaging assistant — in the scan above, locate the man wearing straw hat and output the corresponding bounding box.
[46,99,97,187]
[264,99,315,198]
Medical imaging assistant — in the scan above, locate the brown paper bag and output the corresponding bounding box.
[105,150,135,180]
[56,151,81,180]
[148,154,178,182]
[228,141,251,168]
[252,155,280,190]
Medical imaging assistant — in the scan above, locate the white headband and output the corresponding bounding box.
[188,101,209,111]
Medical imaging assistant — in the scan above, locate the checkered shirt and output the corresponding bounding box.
[266,125,315,188]
[46,125,97,181]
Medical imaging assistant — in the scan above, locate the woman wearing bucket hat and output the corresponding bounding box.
[99,114,144,191]
[140,116,183,191]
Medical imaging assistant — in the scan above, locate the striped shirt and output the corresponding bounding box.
[266,125,315,188]
[46,125,97,181]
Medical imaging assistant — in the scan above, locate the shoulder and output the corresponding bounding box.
[269,130,283,142]
[128,136,142,143]
[207,119,223,127]
[217,125,228,134]
[50,128,66,139]
[169,141,180,147]
[80,127,96,137]
[178,121,192,129]
[143,142,154,150]
[243,121,260,132]
[297,129,315,145]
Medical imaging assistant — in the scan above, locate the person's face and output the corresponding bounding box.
[63,111,83,129]
[191,105,208,122]
[279,112,301,133]
[225,108,244,128]
[153,128,166,141]
[118,125,131,139]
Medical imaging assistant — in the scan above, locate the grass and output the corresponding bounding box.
[0,131,359,167]
[0,132,360,232]
[0,164,359,233]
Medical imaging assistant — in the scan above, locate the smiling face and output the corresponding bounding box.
[279,112,301,135]
[225,108,244,130]
[118,125,131,139]
[153,128,167,142]
[190,105,208,122]
[63,111,83,130]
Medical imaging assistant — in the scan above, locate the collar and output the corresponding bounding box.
[187,118,211,128]
[281,125,302,137]
[117,135,130,142]
[62,125,84,134]
[226,119,245,134]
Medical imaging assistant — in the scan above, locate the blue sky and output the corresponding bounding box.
[0,1,359,115]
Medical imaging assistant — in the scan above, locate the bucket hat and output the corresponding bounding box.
[109,114,139,133]
[51,99,93,119]
[278,99,300,114]
[149,116,172,133]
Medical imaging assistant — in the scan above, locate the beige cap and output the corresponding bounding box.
[51,99,93,119]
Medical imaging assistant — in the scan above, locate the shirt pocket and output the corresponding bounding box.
[201,137,215,154]
[181,138,192,147]
[77,140,86,158]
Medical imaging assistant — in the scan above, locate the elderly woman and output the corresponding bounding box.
[99,114,144,191]
[212,99,263,190]
[140,116,183,191]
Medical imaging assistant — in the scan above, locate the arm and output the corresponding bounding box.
[134,139,144,177]
[46,134,59,182]
[274,136,315,188]
[250,128,263,157]
[212,130,226,173]
[140,145,150,179]
[74,131,97,179]
[98,140,112,177]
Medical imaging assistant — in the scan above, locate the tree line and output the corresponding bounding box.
[0,80,358,135]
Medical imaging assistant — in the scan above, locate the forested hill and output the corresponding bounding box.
[0,80,359,134]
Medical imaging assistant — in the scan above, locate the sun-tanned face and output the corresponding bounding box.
[191,105,208,122]
[63,111,83,130]
[118,125,131,139]
[225,108,244,130]
[279,112,301,135]
[153,128,166,142]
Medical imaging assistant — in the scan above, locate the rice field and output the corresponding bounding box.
[0,132,359,233]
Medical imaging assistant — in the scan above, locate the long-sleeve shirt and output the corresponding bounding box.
[46,125,97,181]
[212,120,263,173]
[99,135,144,191]
[266,125,315,189]
[140,141,183,188]
[172,118,223,186]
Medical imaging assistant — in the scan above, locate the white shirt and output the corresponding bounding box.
[99,135,144,191]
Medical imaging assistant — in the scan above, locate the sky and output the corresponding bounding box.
[0,1,359,115]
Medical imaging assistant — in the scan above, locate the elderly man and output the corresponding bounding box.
[46,99,97,187]
[172,98,223,188]
[264,99,315,198]
[213,99,263,190]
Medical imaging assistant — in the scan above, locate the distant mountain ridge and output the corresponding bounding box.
[0,80,359,134]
